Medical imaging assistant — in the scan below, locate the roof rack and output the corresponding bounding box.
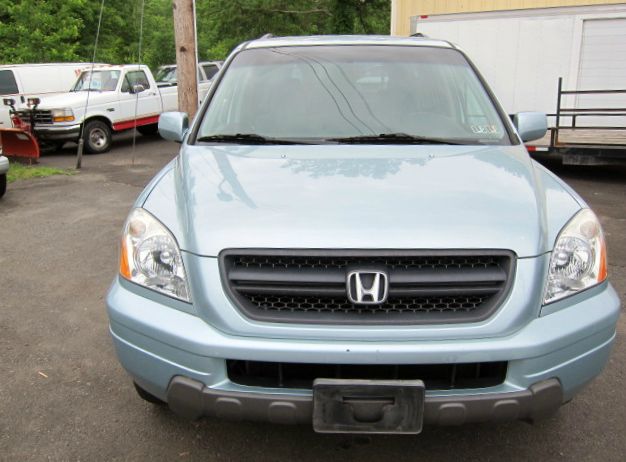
[260,33,274,39]
[411,32,427,37]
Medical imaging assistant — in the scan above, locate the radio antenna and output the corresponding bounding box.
[75,0,105,170]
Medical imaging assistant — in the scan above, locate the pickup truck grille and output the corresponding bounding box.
[220,250,515,325]
[16,110,53,124]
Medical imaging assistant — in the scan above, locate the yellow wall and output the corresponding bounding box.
[391,0,626,35]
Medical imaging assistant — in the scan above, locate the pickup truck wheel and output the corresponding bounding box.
[133,382,165,405]
[0,174,6,198]
[137,124,159,136]
[84,120,112,154]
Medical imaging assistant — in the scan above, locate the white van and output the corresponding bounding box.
[0,63,103,128]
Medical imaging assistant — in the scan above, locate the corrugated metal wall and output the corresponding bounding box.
[392,0,626,35]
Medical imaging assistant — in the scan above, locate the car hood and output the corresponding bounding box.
[37,91,116,110]
[143,144,579,258]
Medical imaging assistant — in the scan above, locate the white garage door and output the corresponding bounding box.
[576,18,626,127]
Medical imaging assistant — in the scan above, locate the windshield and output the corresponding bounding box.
[197,45,511,145]
[72,70,121,91]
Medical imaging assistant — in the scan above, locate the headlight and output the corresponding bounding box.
[51,108,75,123]
[544,208,607,304]
[119,208,190,302]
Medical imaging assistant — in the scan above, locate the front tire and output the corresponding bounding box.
[133,382,165,405]
[0,174,6,198]
[84,120,112,154]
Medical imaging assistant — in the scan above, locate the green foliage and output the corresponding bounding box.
[199,0,391,60]
[0,0,390,68]
[0,0,85,63]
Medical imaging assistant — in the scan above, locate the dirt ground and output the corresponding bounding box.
[0,135,624,461]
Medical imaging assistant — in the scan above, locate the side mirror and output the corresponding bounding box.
[158,111,189,143]
[130,84,146,94]
[513,112,547,142]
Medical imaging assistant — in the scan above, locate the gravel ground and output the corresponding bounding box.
[0,136,624,461]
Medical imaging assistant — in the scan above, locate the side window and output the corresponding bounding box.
[122,70,150,92]
[202,64,219,80]
[0,70,19,95]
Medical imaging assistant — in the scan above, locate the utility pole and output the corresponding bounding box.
[172,0,199,119]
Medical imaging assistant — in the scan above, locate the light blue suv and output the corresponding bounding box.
[106,36,620,434]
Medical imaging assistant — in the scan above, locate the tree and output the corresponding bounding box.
[197,0,390,60]
[0,0,85,63]
[0,0,391,68]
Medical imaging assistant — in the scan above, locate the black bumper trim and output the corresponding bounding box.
[166,376,563,429]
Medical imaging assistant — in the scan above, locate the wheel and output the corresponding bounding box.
[0,174,6,198]
[137,124,159,136]
[83,120,112,154]
[133,382,165,405]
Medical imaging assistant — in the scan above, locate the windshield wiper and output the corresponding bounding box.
[196,133,311,145]
[328,133,464,145]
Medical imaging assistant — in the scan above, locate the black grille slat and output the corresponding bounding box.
[227,360,508,390]
[230,267,345,284]
[235,285,347,296]
[230,266,505,285]
[389,286,501,297]
[16,109,53,124]
[220,250,515,325]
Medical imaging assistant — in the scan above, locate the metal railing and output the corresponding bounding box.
[550,77,626,148]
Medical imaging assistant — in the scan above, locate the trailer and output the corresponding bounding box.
[412,3,626,164]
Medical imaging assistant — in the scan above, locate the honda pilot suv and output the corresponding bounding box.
[106,36,620,434]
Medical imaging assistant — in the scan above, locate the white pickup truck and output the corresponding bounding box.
[20,64,209,153]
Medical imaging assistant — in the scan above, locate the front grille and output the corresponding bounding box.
[227,360,508,390]
[245,294,490,314]
[220,250,515,325]
[16,110,53,124]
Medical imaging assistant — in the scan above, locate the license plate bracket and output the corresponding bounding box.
[312,379,425,434]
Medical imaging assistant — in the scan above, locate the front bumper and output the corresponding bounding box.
[107,277,620,427]
[34,124,81,141]
[167,375,563,426]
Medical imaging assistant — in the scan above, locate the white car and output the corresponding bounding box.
[17,64,197,154]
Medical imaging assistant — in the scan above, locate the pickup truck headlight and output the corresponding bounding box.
[119,208,190,302]
[544,209,607,304]
[51,108,75,123]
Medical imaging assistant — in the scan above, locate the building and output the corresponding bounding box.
[391,0,626,36]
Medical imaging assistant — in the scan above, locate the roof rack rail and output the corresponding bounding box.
[411,32,427,37]
[260,33,274,39]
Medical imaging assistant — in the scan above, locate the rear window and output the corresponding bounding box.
[0,70,19,95]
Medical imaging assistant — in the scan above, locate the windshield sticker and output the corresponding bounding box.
[471,125,498,135]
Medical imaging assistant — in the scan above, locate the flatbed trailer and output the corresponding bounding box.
[526,78,626,165]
